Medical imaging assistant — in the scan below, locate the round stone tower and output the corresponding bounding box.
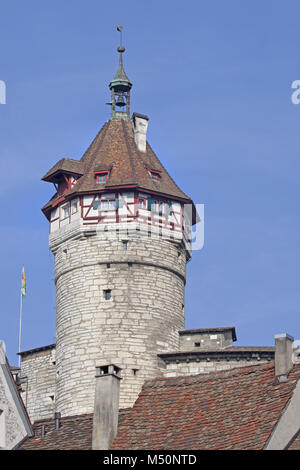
[41,45,196,416]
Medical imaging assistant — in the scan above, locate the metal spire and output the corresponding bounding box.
[108,26,132,120]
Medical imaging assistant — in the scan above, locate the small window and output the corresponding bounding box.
[122,241,128,251]
[195,342,200,347]
[62,204,70,219]
[147,169,161,180]
[109,200,116,210]
[152,200,165,215]
[100,199,116,211]
[104,289,111,300]
[138,198,146,209]
[95,171,109,183]
[71,201,78,214]
[101,200,109,211]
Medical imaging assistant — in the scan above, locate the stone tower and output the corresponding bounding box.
[41,44,196,417]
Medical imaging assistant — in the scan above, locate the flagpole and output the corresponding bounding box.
[18,286,23,367]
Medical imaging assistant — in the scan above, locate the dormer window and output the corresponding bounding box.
[95,170,109,183]
[145,166,161,180]
[150,171,160,180]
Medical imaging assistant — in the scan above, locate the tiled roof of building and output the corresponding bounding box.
[19,363,300,450]
[112,362,300,450]
[286,429,300,450]
[42,158,84,182]
[42,119,192,217]
[19,414,93,450]
[18,410,130,450]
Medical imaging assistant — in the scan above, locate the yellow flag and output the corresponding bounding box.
[21,266,26,298]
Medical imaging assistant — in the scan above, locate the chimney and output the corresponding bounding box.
[275,333,294,380]
[54,411,61,430]
[92,364,122,450]
[132,112,149,152]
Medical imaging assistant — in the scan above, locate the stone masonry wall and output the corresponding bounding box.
[20,349,56,423]
[52,227,187,417]
[161,358,271,378]
[0,367,26,449]
[179,330,234,350]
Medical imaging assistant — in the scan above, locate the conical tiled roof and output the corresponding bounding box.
[42,119,192,217]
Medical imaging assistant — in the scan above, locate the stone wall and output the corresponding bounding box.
[0,370,26,449]
[161,358,271,378]
[52,226,187,417]
[20,348,56,423]
[179,330,234,351]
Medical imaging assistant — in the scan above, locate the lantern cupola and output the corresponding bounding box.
[108,45,132,120]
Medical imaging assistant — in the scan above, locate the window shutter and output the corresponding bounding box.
[93,200,100,210]
[147,197,152,210]
[116,197,123,209]
[167,201,172,216]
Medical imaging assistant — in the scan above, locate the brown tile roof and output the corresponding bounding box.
[42,119,192,217]
[19,414,93,450]
[20,363,299,450]
[111,363,300,450]
[42,158,84,182]
[18,410,130,450]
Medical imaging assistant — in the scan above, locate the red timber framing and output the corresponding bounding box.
[79,191,183,232]
[48,185,191,234]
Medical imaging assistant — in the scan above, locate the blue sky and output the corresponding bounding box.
[1,1,299,364]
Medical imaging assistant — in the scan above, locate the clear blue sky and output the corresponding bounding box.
[1,1,300,364]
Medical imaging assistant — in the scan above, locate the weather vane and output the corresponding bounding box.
[116,24,123,46]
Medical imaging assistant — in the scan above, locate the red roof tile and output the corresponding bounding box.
[111,363,300,450]
[286,429,300,450]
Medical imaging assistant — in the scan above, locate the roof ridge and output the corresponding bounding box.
[143,362,275,388]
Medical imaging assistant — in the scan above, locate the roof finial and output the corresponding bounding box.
[108,25,132,120]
